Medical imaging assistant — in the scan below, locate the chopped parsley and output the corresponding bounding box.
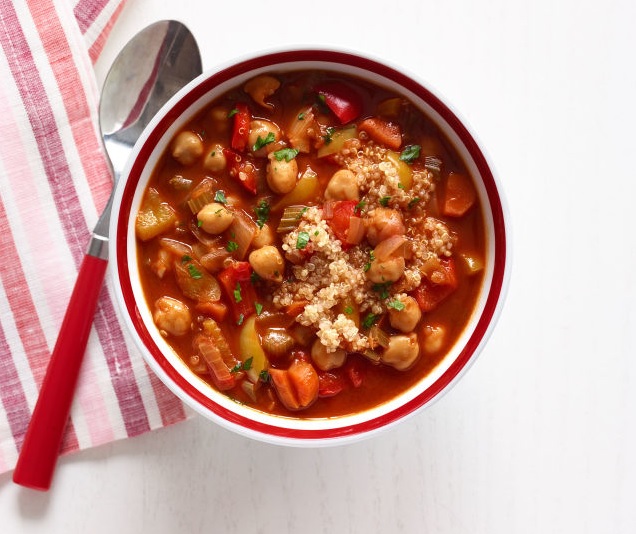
[250,271,261,284]
[296,231,310,250]
[372,282,392,299]
[354,200,366,214]
[226,241,239,252]
[233,282,242,303]
[186,264,202,279]
[227,108,238,118]
[399,144,421,163]
[297,112,306,120]
[181,254,192,263]
[197,219,203,227]
[230,357,253,373]
[322,126,336,144]
[408,197,421,209]
[259,369,271,383]
[362,313,378,329]
[273,147,299,162]
[364,250,375,272]
[255,302,263,315]
[254,199,270,228]
[296,207,309,220]
[237,313,244,325]
[398,182,405,189]
[387,299,406,311]
[253,132,275,151]
[379,196,391,207]
[214,190,227,204]
[344,306,354,315]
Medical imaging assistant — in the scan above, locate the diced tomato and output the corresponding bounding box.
[325,200,358,247]
[217,261,258,322]
[411,257,458,312]
[441,172,476,217]
[223,148,258,194]
[345,359,364,388]
[314,82,363,124]
[318,372,345,398]
[230,102,250,151]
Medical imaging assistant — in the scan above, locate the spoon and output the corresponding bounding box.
[13,20,202,491]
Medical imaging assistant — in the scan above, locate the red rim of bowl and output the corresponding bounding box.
[115,49,508,442]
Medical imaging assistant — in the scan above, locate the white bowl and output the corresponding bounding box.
[110,48,510,446]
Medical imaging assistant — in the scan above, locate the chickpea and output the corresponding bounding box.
[324,169,359,200]
[365,208,405,246]
[252,223,275,248]
[153,296,191,336]
[244,75,281,108]
[382,333,419,371]
[367,255,405,284]
[203,143,226,172]
[249,245,285,282]
[208,106,233,133]
[171,131,203,165]
[248,119,281,156]
[197,202,234,234]
[266,154,298,194]
[388,296,422,333]
[311,339,347,371]
[422,324,446,354]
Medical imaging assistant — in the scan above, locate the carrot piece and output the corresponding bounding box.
[287,360,319,408]
[269,368,300,410]
[441,172,476,217]
[195,301,228,322]
[358,117,402,150]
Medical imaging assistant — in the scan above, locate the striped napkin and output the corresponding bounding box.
[0,0,188,476]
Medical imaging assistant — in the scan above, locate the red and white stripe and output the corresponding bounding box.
[0,0,187,474]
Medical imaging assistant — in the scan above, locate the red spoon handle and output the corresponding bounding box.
[13,252,108,491]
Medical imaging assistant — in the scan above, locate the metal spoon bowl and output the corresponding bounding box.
[13,20,202,491]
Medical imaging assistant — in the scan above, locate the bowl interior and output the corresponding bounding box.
[110,50,509,445]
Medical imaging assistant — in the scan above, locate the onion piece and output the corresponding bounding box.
[321,200,335,220]
[287,106,317,153]
[174,259,221,302]
[159,238,192,258]
[227,209,257,259]
[199,247,231,273]
[374,235,407,261]
[346,216,365,245]
[189,219,221,247]
[196,336,235,391]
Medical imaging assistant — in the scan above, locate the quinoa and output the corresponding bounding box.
[272,138,455,353]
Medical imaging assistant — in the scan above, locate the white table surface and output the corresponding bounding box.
[2,0,635,532]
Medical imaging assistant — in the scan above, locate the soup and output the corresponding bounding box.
[135,70,485,418]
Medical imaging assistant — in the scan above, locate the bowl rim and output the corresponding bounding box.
[109,47,510,446]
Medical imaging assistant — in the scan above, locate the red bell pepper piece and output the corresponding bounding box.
[412,257,459,312]
[314,82,363,124]
[217,261,258,322]
[230,102,251,151]
[223,148,258,194]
